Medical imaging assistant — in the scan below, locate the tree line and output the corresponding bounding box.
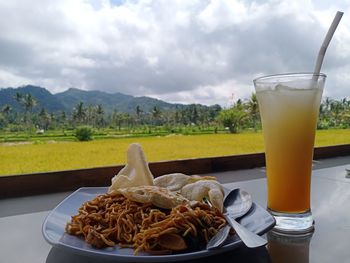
[0,92,222,133]
[217,94,350,132]
[0,92,349,134]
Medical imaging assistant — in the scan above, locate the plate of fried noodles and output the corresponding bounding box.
[42,187,275,262]
[42,144,274,261]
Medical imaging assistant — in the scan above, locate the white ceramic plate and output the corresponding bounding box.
[42,187,275,262]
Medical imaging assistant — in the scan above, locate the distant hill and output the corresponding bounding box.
[0,85,64,112]
[0,85,215,114]
[55,88,180,113]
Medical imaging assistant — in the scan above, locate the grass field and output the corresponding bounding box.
[1,129,350,176]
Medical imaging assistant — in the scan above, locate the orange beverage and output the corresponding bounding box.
[254,73,326,233]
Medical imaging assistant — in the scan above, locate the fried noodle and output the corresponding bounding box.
[65,192,227,254]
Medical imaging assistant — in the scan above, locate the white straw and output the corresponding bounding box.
[313,11,344,75]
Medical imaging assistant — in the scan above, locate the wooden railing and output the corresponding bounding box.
[1,144,350,199]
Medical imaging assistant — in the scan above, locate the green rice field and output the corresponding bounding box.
[1,129,350,176]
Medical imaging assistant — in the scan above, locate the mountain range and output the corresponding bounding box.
[0,85,212,114]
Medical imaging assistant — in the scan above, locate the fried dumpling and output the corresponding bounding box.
[180,180,224,212]
[108,143,154,193]
[116,186,188,209]
[154,173,217,192]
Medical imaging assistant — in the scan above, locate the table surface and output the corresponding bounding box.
[1,157,350,263]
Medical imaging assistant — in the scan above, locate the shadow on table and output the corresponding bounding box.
[46,245,271,263]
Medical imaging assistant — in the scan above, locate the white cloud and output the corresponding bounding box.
[149,79,254,108]
[0,69,31,88]
[197,0,248,33]
[0,0,349,106]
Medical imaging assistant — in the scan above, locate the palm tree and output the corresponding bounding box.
[23,93,37,113]
[96,104,105,127]
[319,103,326,120]
[59,111,67,132]
[0,105,11,128]
[38,107,50,130]
[2,104,11,123]
[151,106,161,125]
[86,105,97,126]
[198,108,210,128]
[14,92,23,105]
[135,105,143,125]
[73,102,86,125]
[324,97,332,110]
[14,92,37,131]
[2,104,11,114]
[330,100,343,127]
[123,113,135,130]
[247,93,259,131]
[112,109,123,130]
[24,94,37,130]
[184,104,199,125]
[174,105,181,125]
[235,99,244,110]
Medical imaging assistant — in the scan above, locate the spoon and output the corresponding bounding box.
[206,188,267,249]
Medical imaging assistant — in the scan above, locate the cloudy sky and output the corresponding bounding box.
[0,0,349,106]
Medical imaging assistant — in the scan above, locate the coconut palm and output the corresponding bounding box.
[151,106,161,125]
[96,104,105,127]
[330,100,343,127]
[246,93,259,131]
[135,105,143,125]
[59,111,67,132]
[23,93,37,113]
[38,107,51,130]
[1,104,12,122]
[86,105,97,126]
[73,102,86,125]
[13,92,37,131]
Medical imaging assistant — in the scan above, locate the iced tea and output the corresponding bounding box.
[254,73,326,233]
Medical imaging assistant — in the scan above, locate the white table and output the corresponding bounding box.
[1,157,350,263]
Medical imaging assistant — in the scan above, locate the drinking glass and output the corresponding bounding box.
[253,73,326,233]
[267,231,313,263]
